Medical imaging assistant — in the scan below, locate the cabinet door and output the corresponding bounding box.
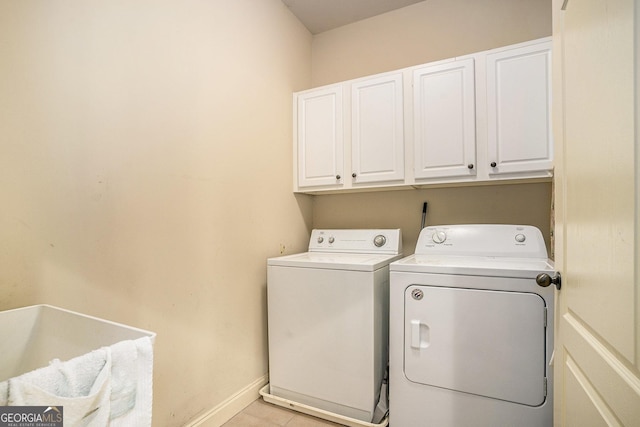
[413,58,476,179]
[351,73,404,184]
[296,86,343,188]
[486,42,552,175]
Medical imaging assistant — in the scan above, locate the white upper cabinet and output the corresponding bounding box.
[293,37,553,194]
[413,58,476,179]
[294,72,404,192]
[296,86,343,189]
[486,41,553,175]
[351,73,404,184]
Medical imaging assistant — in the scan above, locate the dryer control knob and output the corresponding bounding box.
[432,230,447,244]
[317,236,324,244]
[373,235,387,247]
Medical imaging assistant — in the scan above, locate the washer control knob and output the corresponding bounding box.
[515,233,526,243]
[317,236,324,244]
[328,236,335,244]
[373,235,387,247]
[432,230,447,244]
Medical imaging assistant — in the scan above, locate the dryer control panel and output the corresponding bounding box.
[415,224,548,258]
[309,229,402,255]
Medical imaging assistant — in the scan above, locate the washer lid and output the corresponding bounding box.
[391,254,554,278]
[268,252,404,272]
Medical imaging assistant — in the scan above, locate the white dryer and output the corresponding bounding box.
[266,229,402,424]
[389,224,556,427]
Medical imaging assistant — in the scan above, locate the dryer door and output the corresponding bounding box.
[404,285,547,406]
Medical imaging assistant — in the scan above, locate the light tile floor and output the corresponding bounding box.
[222,398,346,427]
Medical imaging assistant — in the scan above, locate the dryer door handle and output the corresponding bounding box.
[410,320,431,349]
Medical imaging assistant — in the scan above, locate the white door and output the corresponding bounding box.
[552,0,640,426]
[296,86,343,188]
[413,58,476,179]
[351,73,404,184]
[486,41,553,175]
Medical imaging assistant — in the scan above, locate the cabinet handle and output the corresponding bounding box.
[336,174,341,180]
[490,162,497,168]
[352,173,357,178]
[467,164,474,169]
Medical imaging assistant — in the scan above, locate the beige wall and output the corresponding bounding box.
[312,184,552,256]
[312,0,552,86]
[310,0,554,252]
[0,1,312,425]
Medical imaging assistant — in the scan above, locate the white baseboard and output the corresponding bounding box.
[184,374,269,427]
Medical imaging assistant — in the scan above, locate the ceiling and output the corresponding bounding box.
[281,0,425,34]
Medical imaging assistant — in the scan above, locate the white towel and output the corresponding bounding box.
[110,337,154,427]
[0,336,154,427]
[2,348,112,426]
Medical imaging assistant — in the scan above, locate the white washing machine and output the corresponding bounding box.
[389,224,556,427]
[266,229,402,424]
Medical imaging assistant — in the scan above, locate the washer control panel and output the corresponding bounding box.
[309,229,402,254]
[416,225,547,258]
[374,234,387,247]
[431,230,447,244]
